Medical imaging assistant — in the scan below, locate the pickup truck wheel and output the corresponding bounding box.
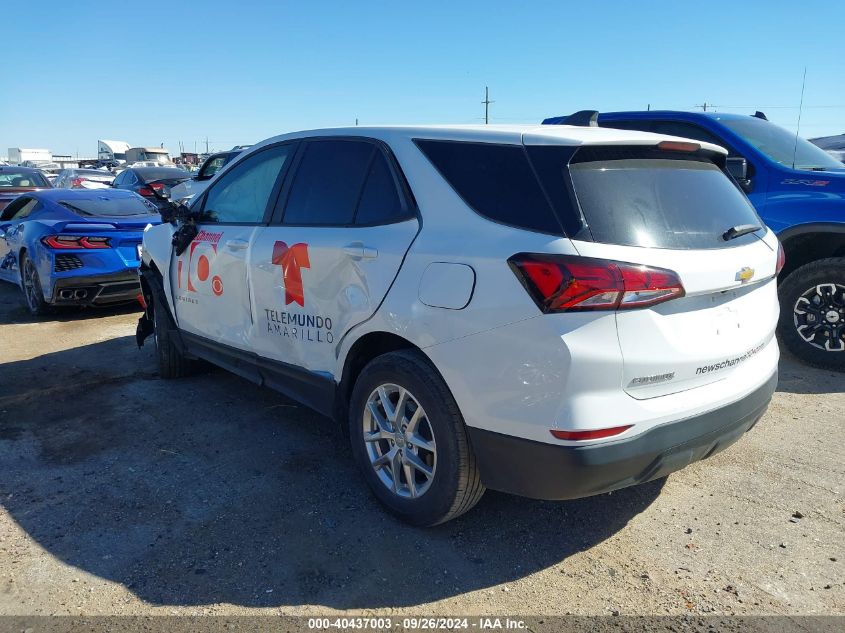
[153,301,193,379]
[349,350,485,526]
[778,257,845,371]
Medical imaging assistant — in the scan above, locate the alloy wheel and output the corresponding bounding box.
[793,283,845,352]
[362,383,436,499]
[23,259,42,312]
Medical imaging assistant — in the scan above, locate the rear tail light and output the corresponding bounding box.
[71,177,85,187]
[776,241,785,276]
[137,186,154,196]
[551,425,633,441]
[509,253,685,312]
[149,182,165,192]
[43,235,111,249]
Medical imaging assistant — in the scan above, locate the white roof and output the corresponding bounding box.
[99,140,130,151]
[254,124,727,155]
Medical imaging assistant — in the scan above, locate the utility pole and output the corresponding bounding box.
[205,137,209,154]
[355,118,358,126]
[696,102,710,112]
[482,86,494,124]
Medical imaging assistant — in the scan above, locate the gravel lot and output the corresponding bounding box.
[0,282,842,617]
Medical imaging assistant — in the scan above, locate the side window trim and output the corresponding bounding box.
[270,136,418,227]
[198,141,299,226]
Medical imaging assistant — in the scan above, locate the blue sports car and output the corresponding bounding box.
[0,189,162,315]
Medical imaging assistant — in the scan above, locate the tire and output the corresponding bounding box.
[20,252,51,317]
[153,299,193,379]
[777,257,845,371]
[348,349,485,526]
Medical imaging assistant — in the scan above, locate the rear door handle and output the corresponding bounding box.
[225,239,249,251]
[343,242,378,260]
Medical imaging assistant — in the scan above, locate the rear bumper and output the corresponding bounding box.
[467,370,777,500]
[51,271,141,306]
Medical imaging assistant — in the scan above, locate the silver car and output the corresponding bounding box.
[53,168,114,190]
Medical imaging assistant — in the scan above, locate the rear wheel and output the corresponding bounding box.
[349,350,485,526]
[153,300,194,379]
[20,253,50,316]
[778,257,845,371]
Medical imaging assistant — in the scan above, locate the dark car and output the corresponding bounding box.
[111,166,191,209]
[0,166,52,214]
[169,149,245,204]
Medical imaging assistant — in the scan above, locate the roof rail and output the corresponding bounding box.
[541,110,600,127]
[753,111,768,120]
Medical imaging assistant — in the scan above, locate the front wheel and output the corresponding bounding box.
[777,257,845,371]
[153,300,194,379]
[348,350,485,526]
[20,253,50,316]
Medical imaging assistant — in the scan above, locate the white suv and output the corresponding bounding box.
[138,124,782,526]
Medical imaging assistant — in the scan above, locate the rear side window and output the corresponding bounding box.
[415,140,564,235]
[568,150,762,249]
[283,140,374,225]
[355,152,404,225]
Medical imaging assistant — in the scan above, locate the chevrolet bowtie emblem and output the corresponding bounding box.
[736,267,755,283]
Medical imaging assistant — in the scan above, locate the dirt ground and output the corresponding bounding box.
[0,281,842,617]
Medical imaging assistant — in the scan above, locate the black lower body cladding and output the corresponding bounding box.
[467,371,777,500]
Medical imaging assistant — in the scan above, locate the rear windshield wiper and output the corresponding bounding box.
[722,224,762,241]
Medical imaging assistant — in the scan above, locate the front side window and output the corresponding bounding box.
[202,145,293,223]
[199,155,227,179]
[718,116,844,171]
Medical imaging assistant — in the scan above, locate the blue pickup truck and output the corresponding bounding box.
[543,110,845,370]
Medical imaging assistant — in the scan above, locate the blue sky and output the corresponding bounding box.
[3,1,843,158]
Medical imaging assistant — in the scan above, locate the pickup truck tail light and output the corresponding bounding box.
[776,241,785,275]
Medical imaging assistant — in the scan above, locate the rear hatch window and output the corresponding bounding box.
[568,148,762,249]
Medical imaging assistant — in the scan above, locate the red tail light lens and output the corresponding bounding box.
[71,177,84,187]
[149,182,165,192]
[657,140,700,153]
[43,235,111,249]
[509,254,685,312]
[775,241,785,276]
[137,186,154,196]
[551,425,633,441]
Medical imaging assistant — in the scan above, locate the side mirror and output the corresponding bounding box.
[726,157,753,193]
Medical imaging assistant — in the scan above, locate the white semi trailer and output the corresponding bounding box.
[7,148,52,165]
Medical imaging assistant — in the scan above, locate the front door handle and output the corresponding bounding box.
[343,242,378,260]
[225,239,249,251]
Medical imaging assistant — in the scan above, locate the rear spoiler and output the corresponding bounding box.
[541,110,599,127]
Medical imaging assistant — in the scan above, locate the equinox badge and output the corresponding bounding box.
[735,267,755,283]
